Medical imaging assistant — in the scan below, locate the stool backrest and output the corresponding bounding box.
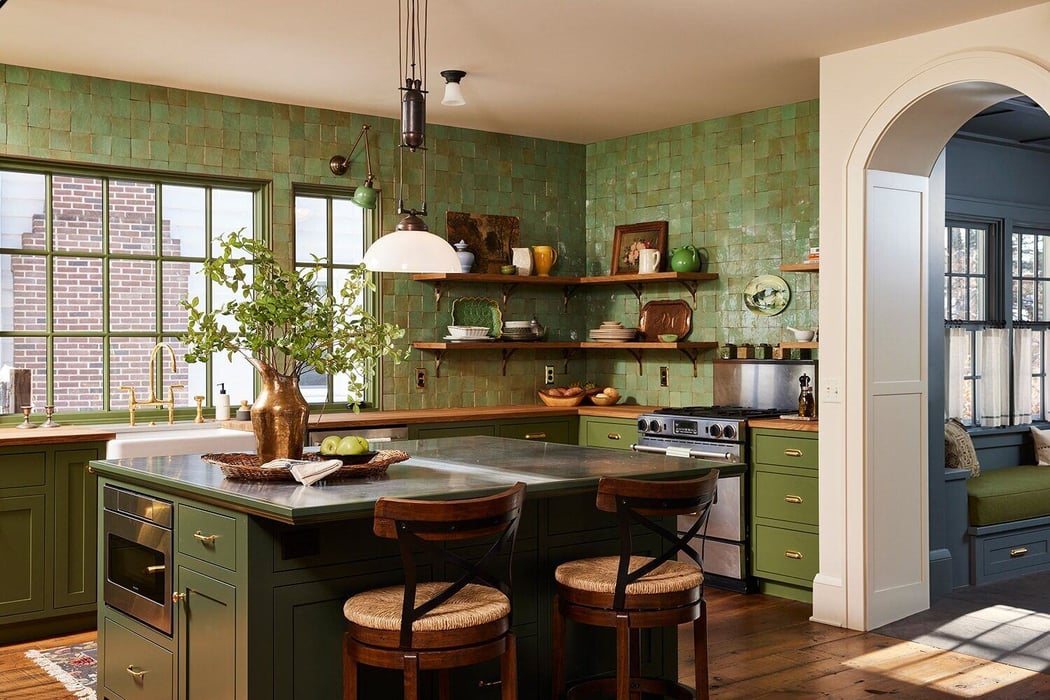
[596,470,719,609]
[373,482,527,647]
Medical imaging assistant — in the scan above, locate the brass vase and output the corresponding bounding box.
[250,360,309,462]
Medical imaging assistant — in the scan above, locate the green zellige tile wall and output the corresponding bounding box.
[0,62,817,411]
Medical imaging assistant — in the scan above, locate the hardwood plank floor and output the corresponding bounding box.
[4,590,1050,698]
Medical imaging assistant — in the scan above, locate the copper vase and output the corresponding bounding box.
[251,361,309,462]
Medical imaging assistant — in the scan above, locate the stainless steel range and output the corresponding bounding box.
[631,359,817,592]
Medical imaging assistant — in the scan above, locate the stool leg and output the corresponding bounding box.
[616,613,631,700]
[437,670,451,700]
[342,633,357,700]
[501,631,518,700]
[552,595,566,699]
[629,628,641,700]
[694,598,709,700]
[403,652,420,700]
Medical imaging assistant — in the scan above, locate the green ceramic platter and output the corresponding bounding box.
[451,296,503,338]
[743,274,791,316]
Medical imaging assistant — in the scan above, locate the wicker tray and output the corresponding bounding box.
[201,450,410,481]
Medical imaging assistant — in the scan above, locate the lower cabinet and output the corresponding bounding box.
[177,567,237,700]
[750,427,819,601]
[578,416,636,451]
[410,416,576,444]
[0,441,105,644]
[102,617,174,700]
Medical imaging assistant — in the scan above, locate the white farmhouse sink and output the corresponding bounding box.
[106,424,257,459]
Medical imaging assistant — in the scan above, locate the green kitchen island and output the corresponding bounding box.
[90,436,737,700]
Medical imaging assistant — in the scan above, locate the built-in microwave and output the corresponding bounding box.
[102,485,174,635]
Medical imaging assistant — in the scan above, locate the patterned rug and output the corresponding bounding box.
[24,641,97,699]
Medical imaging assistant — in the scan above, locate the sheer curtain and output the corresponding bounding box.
[978,328,1009,427]
[1014,328,1033,425]
[946,328,968,419]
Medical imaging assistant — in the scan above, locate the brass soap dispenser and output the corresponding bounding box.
[798,373,815,419]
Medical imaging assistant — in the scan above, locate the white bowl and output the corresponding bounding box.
[791,329,815,342]
[448,325,489,338]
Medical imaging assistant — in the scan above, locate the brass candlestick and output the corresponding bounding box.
[40,405,60,428]
[193,395,205,424]
[16,405,36,429]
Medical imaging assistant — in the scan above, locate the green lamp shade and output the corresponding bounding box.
[351,182,378,209]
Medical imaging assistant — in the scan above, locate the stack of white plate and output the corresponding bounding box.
[588,321,637,342]
[502,322,537,341]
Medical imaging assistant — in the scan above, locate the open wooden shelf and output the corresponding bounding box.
[780,341,819,349]
[779,263,820,272]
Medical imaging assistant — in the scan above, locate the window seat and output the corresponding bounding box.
[968,465,1050,584]
[967,465,1050,526]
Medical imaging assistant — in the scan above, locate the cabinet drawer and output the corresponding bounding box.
[177,504,237,572]
[753,434,817,469]
[583,419,633,451]
[104,618,173,700]
[0,451,46,489]
[976,527,1050,581]
[499,420,570,444]
[753,524,819,586]
[754,471,818,526]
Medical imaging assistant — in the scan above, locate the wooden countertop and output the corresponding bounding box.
[220,404,661,432]
[0,425,117,447]
[749,417,819,432]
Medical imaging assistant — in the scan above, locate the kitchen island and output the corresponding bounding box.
[90,436,735,700]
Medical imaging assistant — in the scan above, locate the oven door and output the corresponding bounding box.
[103,509,173,635]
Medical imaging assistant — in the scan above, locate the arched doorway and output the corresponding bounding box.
[815,50,1050,631]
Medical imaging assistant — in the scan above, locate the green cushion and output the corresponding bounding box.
[968,465,1050,526]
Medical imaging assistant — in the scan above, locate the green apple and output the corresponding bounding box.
[336,435,369,455]
[319,435,341,454]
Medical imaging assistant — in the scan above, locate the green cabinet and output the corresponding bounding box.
[578,416,636,451]
[102,617,175,700]
[177,567,237,700]
[0,441,105,644]
[750,428,818,601]
[410,416,576,444]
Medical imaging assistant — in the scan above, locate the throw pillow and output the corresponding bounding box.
[1031,426,1050,465]
[944,418,980,477]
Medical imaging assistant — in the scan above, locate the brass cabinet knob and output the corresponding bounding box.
[172,592,186,604]
[607,432,622,440]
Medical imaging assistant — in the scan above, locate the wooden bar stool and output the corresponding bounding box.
[552,470,719,700]
[342,482,526,700]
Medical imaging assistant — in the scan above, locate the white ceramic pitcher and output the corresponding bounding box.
[638,248,661,274]
[512,247,533,276]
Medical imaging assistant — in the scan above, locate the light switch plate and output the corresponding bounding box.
[823,378,841,403]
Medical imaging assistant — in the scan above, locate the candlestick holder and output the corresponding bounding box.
[193,395,205,424]
[16,405,36,429]
[41,405,60,428]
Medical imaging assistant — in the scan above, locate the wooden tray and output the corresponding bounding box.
[638,299,692,341]
[201,450,410,481]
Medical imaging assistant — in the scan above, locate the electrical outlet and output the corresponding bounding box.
[544,365,555,385]
[823,378,841,403]
[415,367,427,390]
[659,366,668,387]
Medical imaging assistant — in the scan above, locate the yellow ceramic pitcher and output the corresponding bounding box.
[531,245,558,276]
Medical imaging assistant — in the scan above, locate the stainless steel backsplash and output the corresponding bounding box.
[713,360,817,412]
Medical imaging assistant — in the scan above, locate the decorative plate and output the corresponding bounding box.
[743,274,791,316]
[451,296,503,338]
[638,299,692,341]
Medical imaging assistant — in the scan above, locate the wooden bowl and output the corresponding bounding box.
[589,394,620,406]
[538,391,584,407]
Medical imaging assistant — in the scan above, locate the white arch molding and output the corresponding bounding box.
[816,50,1050,630]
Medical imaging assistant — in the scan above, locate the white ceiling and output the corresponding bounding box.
[0,0,1044,144]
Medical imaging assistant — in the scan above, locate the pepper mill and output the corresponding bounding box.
[40,405,60,428]
[16,405,36,429]
[798,374,815,419]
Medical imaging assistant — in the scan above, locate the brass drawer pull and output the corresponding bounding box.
[145,564,166,574]
[193,530,218,545]
[784,449,803,457]
[1010,547,1029,558]
[784,495,803,504]
[126,665,147,680]
[172,592,186,603]
[524,432,547,440]
[784,550,804,560]
[607,432,622,440]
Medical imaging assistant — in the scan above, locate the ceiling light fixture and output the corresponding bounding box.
[362,0,460,273]
[440,70,466,107]
[328,124,378,210]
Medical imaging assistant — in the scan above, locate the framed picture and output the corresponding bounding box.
[611,221,668,275]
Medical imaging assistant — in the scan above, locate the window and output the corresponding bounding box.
[0,165,264,417]
[945,216,1050,425]
[293,185,375,406]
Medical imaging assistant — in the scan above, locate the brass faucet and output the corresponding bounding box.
[118,342,186,426]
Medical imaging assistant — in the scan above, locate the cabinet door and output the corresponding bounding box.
[177,567,236,700]
[0,494,45,617]
[54,447,100,608]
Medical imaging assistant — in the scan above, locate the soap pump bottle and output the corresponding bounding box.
[215,383,230,421]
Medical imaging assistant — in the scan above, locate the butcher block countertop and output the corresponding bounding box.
[0,425,117,447]
[749,417,819,432]
[220,404,660,431]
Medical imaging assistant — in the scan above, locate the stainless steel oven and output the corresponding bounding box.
[102,485,174,635]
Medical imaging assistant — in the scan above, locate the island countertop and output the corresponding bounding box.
[89,435,738,524]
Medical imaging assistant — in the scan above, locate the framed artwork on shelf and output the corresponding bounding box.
[611,221,668,275]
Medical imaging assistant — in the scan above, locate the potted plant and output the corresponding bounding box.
[180,229,407,462]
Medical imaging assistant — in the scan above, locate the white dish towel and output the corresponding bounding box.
[258,458,344,486]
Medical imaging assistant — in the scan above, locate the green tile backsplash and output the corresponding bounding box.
[1,62,816,411]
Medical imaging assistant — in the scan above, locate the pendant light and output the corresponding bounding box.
[440,70,466,106]
[362,0,460,273]
[328,124,379,210]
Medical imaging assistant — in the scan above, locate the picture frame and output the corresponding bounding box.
[611,221,668,275]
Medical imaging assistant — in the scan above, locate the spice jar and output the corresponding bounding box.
[718,343,737,360]
[736,343,755,359]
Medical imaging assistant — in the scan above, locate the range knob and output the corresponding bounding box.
[637,419,648,432]
[708,423,722,439]
[723,425,736,440]
[648,419,662,433]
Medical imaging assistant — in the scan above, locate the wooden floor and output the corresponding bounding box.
[4,590,1050,698]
